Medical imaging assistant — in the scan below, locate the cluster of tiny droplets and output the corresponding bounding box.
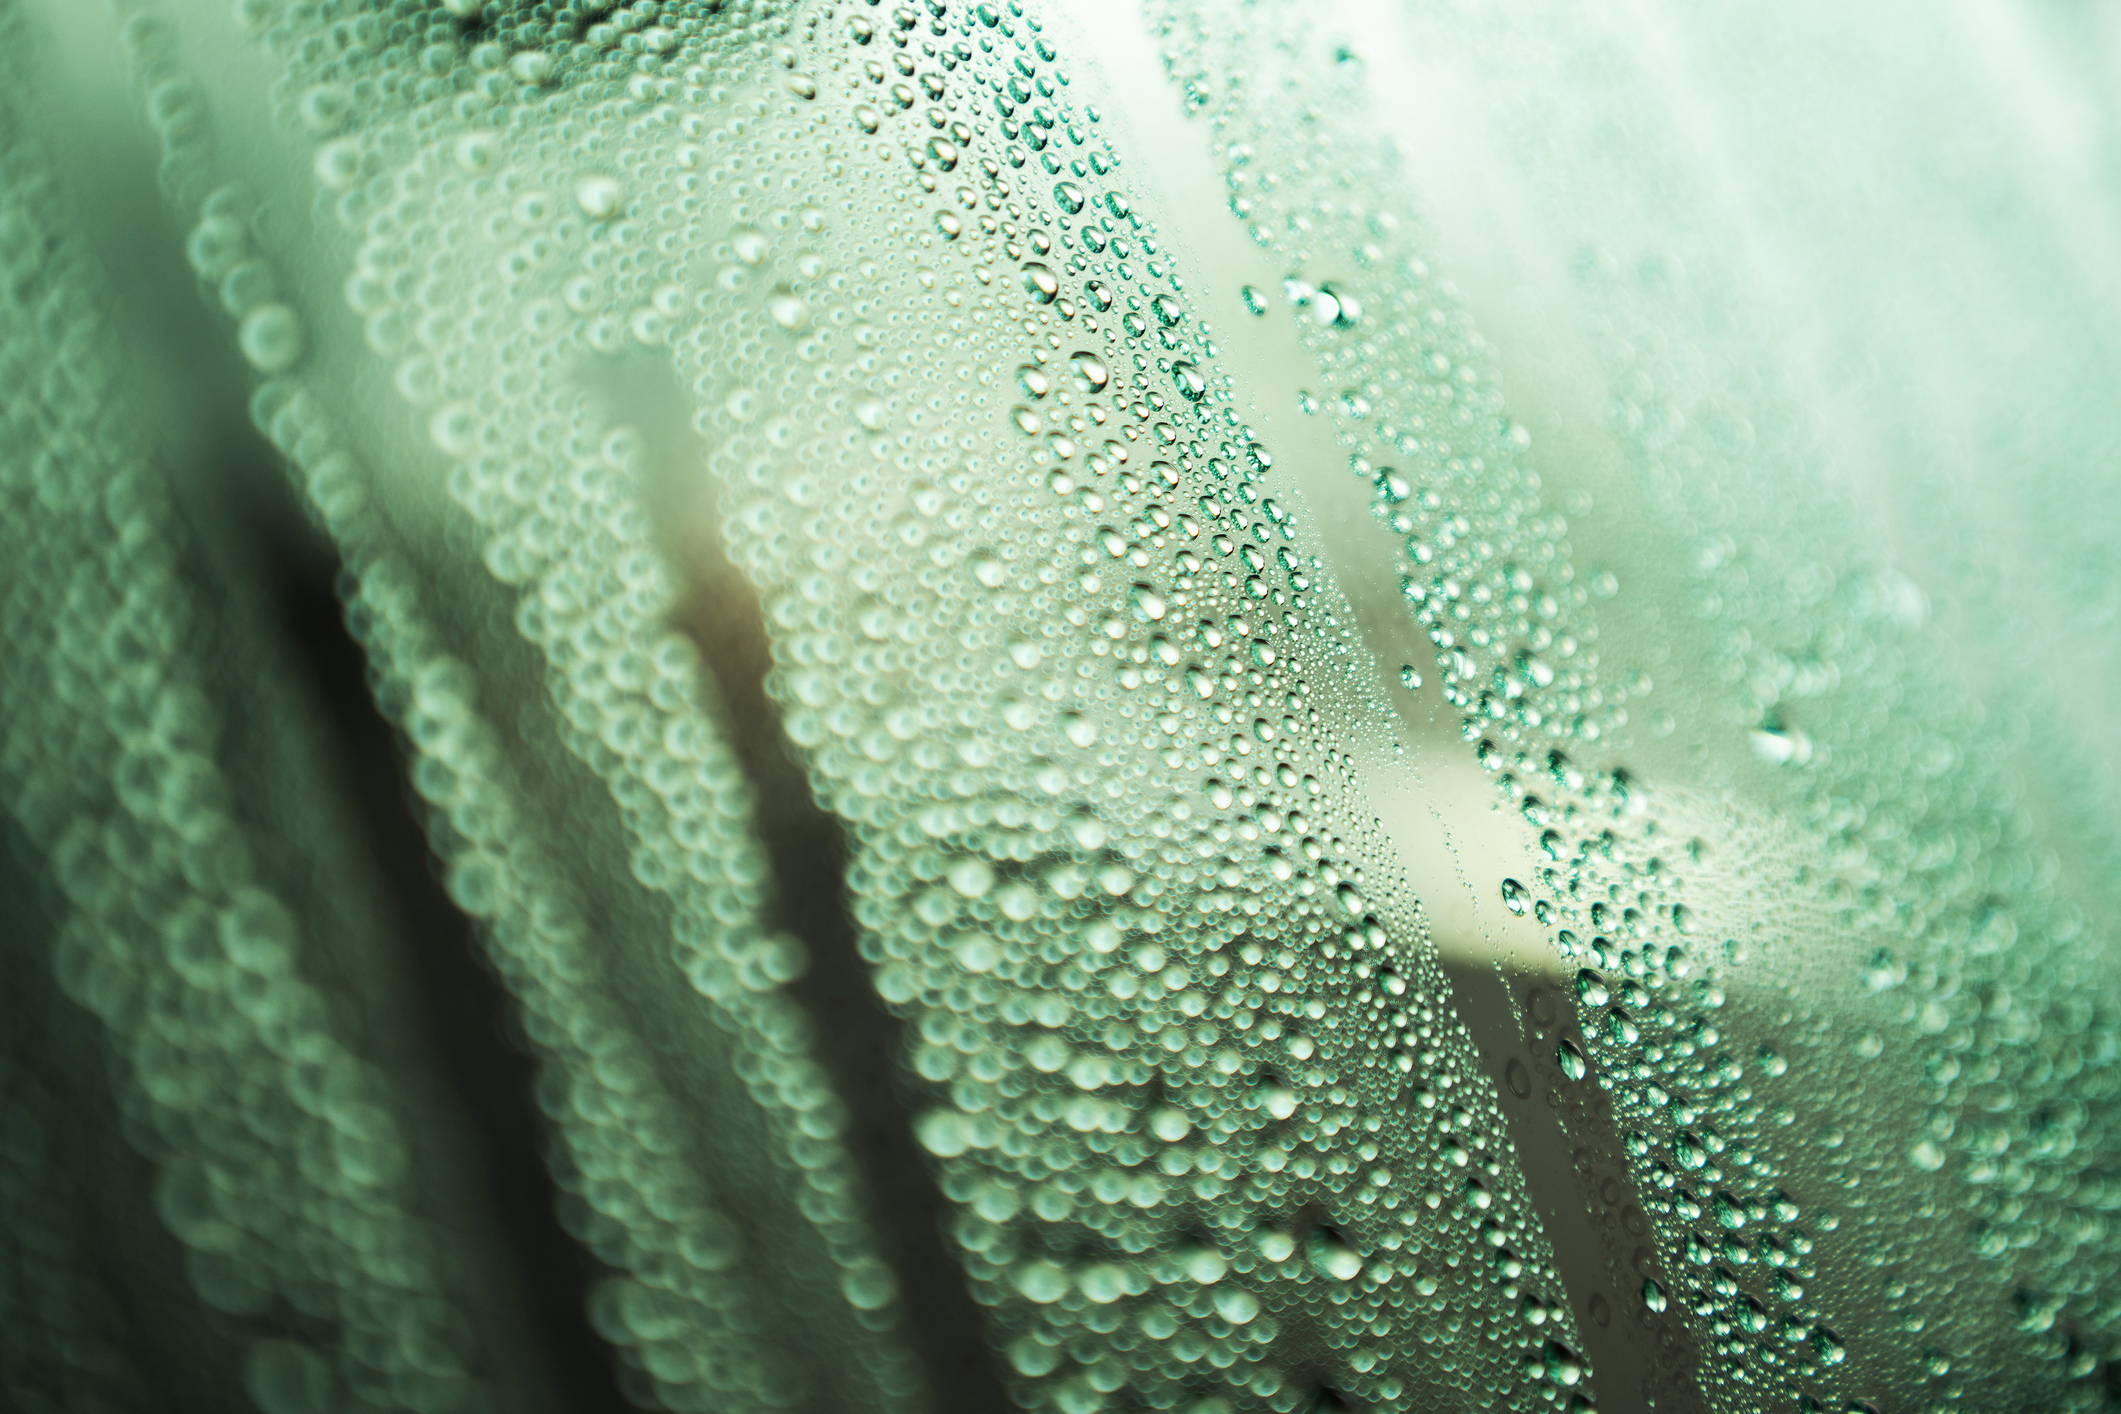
[664,3,1601,1412]
[135,0,952,1410]
[144,0,1601,1404]
[1149,2,2121,1411]
[222,0,1610,1407]
[1567,234,2121,1407]
[0,29,151,1408]
[1545,77,2118,1414]
[257,376,919,1414]
[0,19,520,1414]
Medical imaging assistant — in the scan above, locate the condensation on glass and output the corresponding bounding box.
[1,1,2116,1413]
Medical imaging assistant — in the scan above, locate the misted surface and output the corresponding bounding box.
[1,3,2117,1414]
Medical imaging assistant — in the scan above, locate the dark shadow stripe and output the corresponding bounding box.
[238,436,632,1414]
[590,350,1014,1414]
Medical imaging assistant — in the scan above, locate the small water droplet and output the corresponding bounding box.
[238,304,305,372]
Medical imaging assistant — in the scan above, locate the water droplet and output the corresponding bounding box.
[767,288,809,329]
[574,174,622,219]
[1308,1225,1363,1281]
[949,859,995,897]
[1015,1260,1069,1303]
[1067,351,1109,392]
[1053,180,1086,214]
[1317,280,1362,327]
[1177,1240,1225,1282]
[1151,293,1183,327]
[1240,284,1269,316]
[953,935,1000,973]
[1500,877,1528,915]
[297,83,350,132]
[1022,264,1060,304]
[918,1109,973,1158]
[452,132,497,173]
[1557,1037,1588,1082]
[313,138,362,190]
[238,304,305,372]
[1172,362,1207,402]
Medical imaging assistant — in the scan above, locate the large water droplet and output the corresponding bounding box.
[767,288,809,329]
[1308,1225,1363,1281]
[574,174,622,219]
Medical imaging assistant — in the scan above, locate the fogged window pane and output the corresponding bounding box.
[1,2,2115,1413]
